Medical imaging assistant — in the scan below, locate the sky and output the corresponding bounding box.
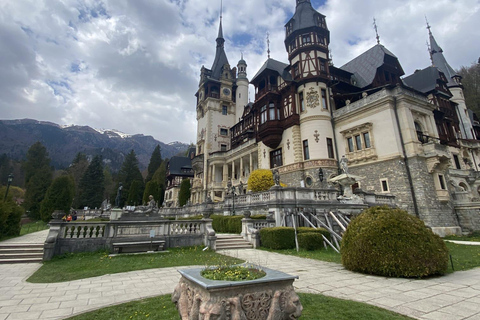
[1,0,479,144]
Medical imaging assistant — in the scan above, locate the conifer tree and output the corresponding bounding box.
[146,145,162,183]
[143,180,163,205]
[23,142,53,219]
[178,178,191,206]
[67,153,89,208]
[117,150,144,206]
[78,155,104,208]
[151,160,167,205]
[127,180,142,205]
[103,165,115,203]
[39,175,75,222]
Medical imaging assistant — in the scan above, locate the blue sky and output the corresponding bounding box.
[0,0,479,144]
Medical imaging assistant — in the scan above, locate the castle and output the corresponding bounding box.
[188,0,480,234]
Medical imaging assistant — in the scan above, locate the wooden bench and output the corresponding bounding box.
[112,240,165,254]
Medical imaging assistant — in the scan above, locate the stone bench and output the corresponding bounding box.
[112,240,165,254]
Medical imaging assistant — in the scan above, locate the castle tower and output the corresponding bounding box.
[428,24,475,139]
[192,15,238,203]
[236,55,249,117]
[284,0,336,167]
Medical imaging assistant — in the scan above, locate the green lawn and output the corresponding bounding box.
[27,247,243,283]
[261,243,480,274]
[66,293,413,320]
[0,220,49,242]
[446,242,480,272]
[444,231,480,242]
[260,246,342,264]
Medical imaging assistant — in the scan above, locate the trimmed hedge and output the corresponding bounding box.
[341,206,449,278]
[260,227,295,249]
[260,226,330,250]
[298,232,324,251]
[248,169,274,192]
[212,215,243,234]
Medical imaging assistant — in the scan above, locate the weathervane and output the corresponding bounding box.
[220,0,223,22]
[373,18,380,45]
[267,32,271,59]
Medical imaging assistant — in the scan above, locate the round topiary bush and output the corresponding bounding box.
[341,206,449,278]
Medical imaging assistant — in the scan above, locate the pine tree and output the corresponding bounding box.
[78,155,105,208]
[67,153,89,208]
[39,175,75,222]
[151,161,167,205]
[143,180,163,205]
[103,165,115,203]
[127,180,142,205]
[146,145,162,183]
[23,142,53,219]
[117,150,144,206]
[178,178,191,206]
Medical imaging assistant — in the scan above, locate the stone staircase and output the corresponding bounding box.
[216,234,253,250]
[0,243,44,264]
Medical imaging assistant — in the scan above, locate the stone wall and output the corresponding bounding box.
[349,156,458,228]
[455,205,480,233]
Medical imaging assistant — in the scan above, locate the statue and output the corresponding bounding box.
[273,168,280,186]
[340,155,348,174]
[115,183,123,208]
[238,181,244,195]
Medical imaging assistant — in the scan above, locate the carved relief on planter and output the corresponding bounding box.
[172,266,302,320]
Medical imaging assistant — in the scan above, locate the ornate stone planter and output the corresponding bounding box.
[172,265,302,320]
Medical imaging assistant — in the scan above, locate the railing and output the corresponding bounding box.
[63,224,106,239]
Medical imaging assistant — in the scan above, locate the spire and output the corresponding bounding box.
[427,21,460,87]
[210,0,229,80]
[373,18,380,45]
[267,32,271,59]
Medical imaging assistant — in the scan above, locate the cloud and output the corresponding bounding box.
[0,0,478,145]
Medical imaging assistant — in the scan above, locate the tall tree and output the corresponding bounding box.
[178,178,191,207]
[78,155,105,208]
[103,165,115,203]
[117,150,144,207]
[67,153,89,208]
[23,142,53,219]
[151,160,167,205]
[39,175,75,222]
[126,180,142,205]
[457,59,480,116]
[146,145,162,183]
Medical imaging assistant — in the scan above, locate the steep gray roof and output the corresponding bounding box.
[251,58,292,83]
[168,156,193,177]
[286,0,324,33]
[210,20,229,80]
[340,44,398,88]
[429,31,459,87]
[403,66,442,93]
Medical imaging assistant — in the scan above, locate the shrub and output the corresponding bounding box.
[251,214,267,220]
[0,198,23,237]
[341,206,449,278]
[298,232,324,251]
[248,169,274,192]
[297,227,330,239]
[211,215,243,233]
[260,227,295,249]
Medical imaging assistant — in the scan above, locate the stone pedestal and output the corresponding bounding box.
[173,265,302,320]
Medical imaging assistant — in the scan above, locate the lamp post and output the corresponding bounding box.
[4,173,13,201]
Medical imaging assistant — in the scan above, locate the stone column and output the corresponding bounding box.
[249,153,253,174]
[240,157,244,179]
[232,160,236,181]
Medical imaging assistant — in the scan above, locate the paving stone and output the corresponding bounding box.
[40,307,74,318]
[420,311,465,320]
[28,302,61,311]
[4,311,43,320]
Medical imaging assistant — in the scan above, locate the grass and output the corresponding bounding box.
[259,246,343,264]
[27,247,243,283]
[0,220,49,242]
[446,242,480,272]
[20,220,49,235]
[66,293,413,320]
[444,231,480,242]
[260,243,480,274]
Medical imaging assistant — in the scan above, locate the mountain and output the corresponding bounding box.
[0,119,190,171]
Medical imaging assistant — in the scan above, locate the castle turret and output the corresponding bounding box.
[236,55,249,117]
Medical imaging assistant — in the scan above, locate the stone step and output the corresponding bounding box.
[216,244,253,250]
[0,257,43,264]
[0,244,44,264]
[0,253,44,259]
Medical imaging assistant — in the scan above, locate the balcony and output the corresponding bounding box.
[422,140,451,173]
[258,120,283,149]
